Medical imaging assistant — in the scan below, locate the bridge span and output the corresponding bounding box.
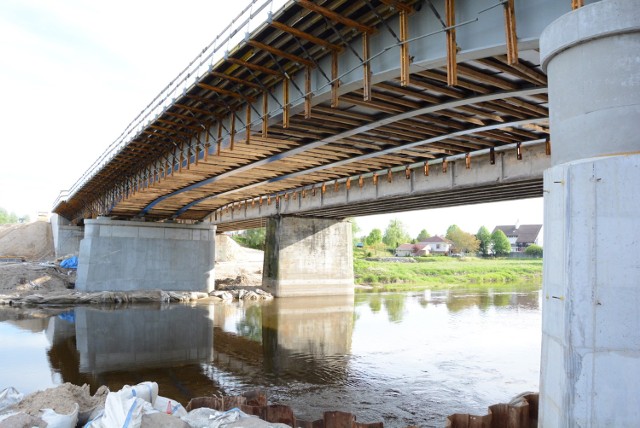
[49,0,640,425]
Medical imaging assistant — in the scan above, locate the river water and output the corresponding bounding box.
[0,286,541,427]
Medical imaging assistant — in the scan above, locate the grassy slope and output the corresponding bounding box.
[354,255,542,290]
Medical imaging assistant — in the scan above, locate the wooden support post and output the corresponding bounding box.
[503,0,518,65]
[246,103,251,145]
[465,152,471,169]
[283,78,290,129]
[442,159,448,173]
[572,0,584,9]
[424,161,429,176]
[399,10,410,87]
[445,0,457,86]
[359,175,364,188]
[230,111,236,151]
[217,121,223,155]
[334,180,339,192]
[517,142,522,160]
[490,147,496,165]
[262,91,269,137]
[387,169,393,182]
[545,138,551,156]
[405,166,411,179]
[331,50,339,108]
[322,183,326,194]
[363,32,372,101]
[304,66,312,119]
[373,173,378,186]
[346,177,351,190]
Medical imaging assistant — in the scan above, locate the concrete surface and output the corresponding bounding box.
[50,214,83,257]
[539,1,640,425]
[76,218,215,292]
[262,216,354,297]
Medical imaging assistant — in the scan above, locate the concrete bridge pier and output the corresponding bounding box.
[262,216,354,297]
[76,217,215,293]
[539,1,640,425]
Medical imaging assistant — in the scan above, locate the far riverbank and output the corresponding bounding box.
[354,255,542,291]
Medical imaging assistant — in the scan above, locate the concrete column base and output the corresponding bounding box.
[540,155,640,425]
[263,216,354,297]
[76,218,215,293]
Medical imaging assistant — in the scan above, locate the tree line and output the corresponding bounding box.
[0,207,30,224]
[356,219,542,257]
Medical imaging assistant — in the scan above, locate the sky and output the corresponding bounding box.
[0,0,543,236]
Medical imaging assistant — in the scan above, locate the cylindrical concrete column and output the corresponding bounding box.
[539,0,640,426]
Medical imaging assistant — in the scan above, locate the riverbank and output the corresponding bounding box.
[354,256,542,291]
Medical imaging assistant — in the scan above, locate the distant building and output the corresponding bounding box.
[492,224,542,253]
[395,236,453,257]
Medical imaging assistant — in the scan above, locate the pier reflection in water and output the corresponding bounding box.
[0,287,541,427]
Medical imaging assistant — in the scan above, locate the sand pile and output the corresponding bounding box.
[215,235,263,287]
[0,262,72,298]
[15,383,108,417]
[0,221,54,261]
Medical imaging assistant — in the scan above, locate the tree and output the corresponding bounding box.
[382,219,410,249]
[416,229,430,242]
[350,218,361,246]
[365,228,383,246]
[0,208,19,225]
[447,227,480,254]
[476,226,492,257]
[445,224,461,241]
[233,227,266,250]
[524,244,543,258]
[491,229,512,256]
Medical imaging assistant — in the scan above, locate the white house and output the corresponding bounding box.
[419,236,453,255]
[492,224,542,253]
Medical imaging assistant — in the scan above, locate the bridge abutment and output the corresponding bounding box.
[262,216,354,297]
[540,0,640,425]
[76,218,215,293]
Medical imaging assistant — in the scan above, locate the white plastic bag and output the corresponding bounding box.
[41,403,79,428]
[181,407,252,428]
[154,396,187,417]
[85,383,157,428]
[0,387,23,413]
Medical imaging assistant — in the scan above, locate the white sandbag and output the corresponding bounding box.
[180,407,253,428]
[0,387,23,413]
[154,396,187,417]
[85,389,155,428]
[41,403,78,428]
[122,382,158,404]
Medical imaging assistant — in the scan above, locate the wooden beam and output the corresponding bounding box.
[148,124,193,137]
[269,21,341,51]
[363,32,372,101]
[197,82,245,99]
[296,0,376,34]
[155,119,202,132]
[247,40,315,67]
[503,0,518,65]
[572,0,584,9]
[226,58,281,76]
[207,71,262,89]
[445,0,457,86]
[399,10,410,86]
[379,0,413,13]
[174,103,212,116]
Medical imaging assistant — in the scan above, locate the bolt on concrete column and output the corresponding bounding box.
[263,216,354,297]
[539,0,640,425]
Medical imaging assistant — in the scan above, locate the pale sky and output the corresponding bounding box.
[0,0,543,235]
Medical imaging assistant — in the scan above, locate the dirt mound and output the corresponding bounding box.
[0,262,73,298]
[215,234,263,263]
[0,222,54,261]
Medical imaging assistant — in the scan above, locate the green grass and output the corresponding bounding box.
[354,256,542,291]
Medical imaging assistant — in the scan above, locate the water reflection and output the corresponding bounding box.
[0,286,541,427]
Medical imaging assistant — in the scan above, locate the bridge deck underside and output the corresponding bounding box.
[53,0,549,225]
